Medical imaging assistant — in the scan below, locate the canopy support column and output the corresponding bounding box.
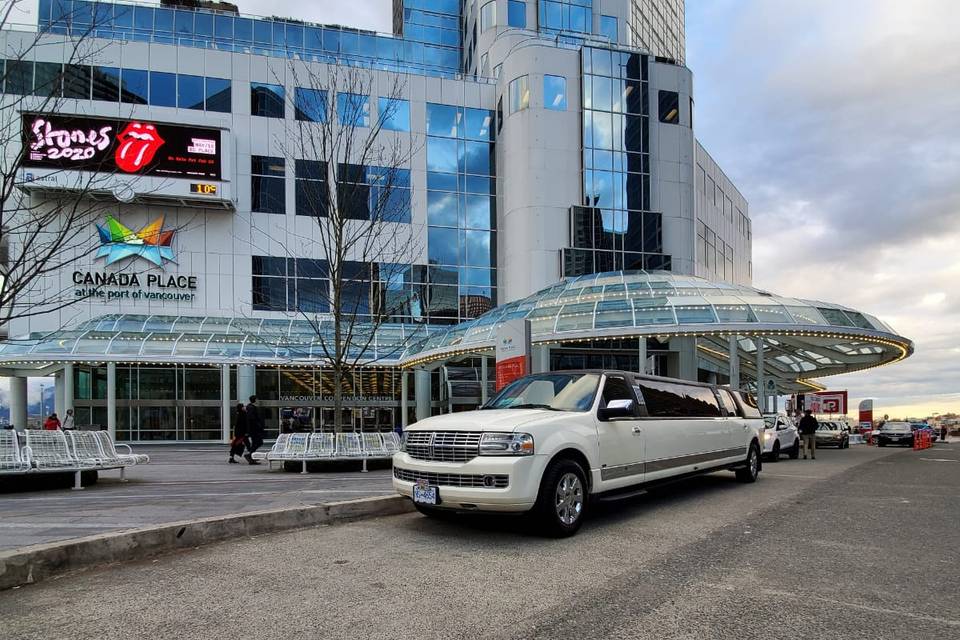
[400,370,409,428]
[237,364,255,404]
[106,362,116,440]
[638,339,648,375]
[221,364,230,444]
[414,369,431,422]
[676,337,698,381]
[63,363,74,415]
[756,338,766,413]
[9,376,27,432]
[728,335,740,390]
[54,371,65,417]
[480,357,488,404]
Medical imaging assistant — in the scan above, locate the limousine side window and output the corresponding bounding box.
[739,393,763,419]
[635,380,723,418]
[601,376,638,415]
[717,389,740,417]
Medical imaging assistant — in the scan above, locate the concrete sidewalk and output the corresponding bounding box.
[0,444,394,551]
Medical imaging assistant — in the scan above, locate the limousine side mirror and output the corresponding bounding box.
[599,399,634,420]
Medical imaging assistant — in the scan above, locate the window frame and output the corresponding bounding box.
[544,74,567,111]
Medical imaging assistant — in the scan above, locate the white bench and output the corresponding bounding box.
[0,431,31,475]
[16,430,149,490]
[258,431,399,473]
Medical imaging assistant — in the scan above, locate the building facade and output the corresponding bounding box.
[0,0,776,441]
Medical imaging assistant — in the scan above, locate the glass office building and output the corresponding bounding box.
[0,1,911,439]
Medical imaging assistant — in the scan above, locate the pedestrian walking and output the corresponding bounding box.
[798,409,818,459]
[43,413,61,430]
[245,395,264,464]
[61,408,75,431]
[229,402,248,464]
[941,425,948,442]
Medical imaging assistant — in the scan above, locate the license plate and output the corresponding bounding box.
[412,480,438,505]
[890,437,902,441]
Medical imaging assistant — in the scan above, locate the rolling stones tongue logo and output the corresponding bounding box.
[114,122,165,173]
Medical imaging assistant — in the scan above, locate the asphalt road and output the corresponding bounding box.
[1,443,958,640]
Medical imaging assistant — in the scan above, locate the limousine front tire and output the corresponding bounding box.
[735,443,761,483]
[530,458,588,537]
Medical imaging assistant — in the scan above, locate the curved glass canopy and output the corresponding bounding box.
[0,315,438,366]
[399,271,913,384]
[0,272,913,388]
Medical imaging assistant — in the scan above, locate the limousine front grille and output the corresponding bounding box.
[394,467,509,489]
[405,431,483,463]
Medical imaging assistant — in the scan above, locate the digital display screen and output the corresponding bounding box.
[190,183,218,195]
[22,114,222,180]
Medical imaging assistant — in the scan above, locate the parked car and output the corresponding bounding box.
[876,421,914,447]
[815,421,850,448]
[762,413,800,461]
[911,422,937,442]
[393,370,765,536]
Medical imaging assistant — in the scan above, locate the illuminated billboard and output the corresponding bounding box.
[22,114,222,180]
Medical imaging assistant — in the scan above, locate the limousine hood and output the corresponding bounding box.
[406,409,572,432]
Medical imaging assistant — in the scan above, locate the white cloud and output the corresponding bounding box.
[688,0,960,417]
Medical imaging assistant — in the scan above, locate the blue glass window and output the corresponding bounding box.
[427,138,460,173]
[464,108,493,140]
[149,71,176,107]
[337,93,370,127]
[600,15,617,42]
[427,103,460,137]
[295,160,328,217]
[508,1,527,28]
[92,66,121,101]
[252,156,286,215]
[194,13,213,38]
[178,74,204,110]
[174,10,194,36]
[295,88,326,122]
[251,82,284,118]
[154,8,174,33]
[120,68,148,104]
[134,6,154,31]
[480,1,497,31]
[463,142,491,175]
[214,15,233,40]
[63,64,91,99]
[427,191,459,227]
[465,230,493,267]
[205,77,231,112]
[234,18,253,42]
[428,228,459,265]
[379,97,410,132]
[509,75,530,113]
[544,74,567,110]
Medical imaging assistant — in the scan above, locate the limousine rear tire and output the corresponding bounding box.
[735,443,760,483]
[531,459,587,537]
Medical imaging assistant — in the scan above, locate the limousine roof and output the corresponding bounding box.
[540,369,735,392]
[400,270,914,393]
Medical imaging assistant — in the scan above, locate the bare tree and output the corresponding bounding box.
[272,63,425,431]
[0,1,152,329]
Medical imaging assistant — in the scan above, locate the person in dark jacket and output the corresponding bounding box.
[798,409,819,460]
[229,402,248,464]
[245,395,265,464]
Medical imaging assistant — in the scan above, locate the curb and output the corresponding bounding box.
[0,494,413,591]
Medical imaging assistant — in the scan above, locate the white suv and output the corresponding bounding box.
[761,413,800,461]
[393,370,765,536]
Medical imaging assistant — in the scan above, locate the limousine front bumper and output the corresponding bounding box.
[392,452,549,513]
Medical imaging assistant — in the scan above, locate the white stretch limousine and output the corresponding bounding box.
[393,370,765,536]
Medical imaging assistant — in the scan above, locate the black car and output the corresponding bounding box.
[876,421,914,447]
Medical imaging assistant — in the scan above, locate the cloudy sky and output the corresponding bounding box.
[4,0,957,419]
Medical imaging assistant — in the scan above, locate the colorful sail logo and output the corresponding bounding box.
[96,215,176,267]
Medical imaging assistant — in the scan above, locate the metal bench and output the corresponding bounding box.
[0,431,31,475]
[361,433,388,457]
[252,433,291,468]
[24,430,97,490]
[68,431,135,482]
[94,431,150,465]
[382,432,401,455]
[336,432,364,458]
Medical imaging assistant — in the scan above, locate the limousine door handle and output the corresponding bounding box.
[632,426,643,435]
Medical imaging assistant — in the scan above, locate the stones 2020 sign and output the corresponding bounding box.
[22,114,221,180]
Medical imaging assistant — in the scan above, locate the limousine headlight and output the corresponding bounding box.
[479,432,535,456]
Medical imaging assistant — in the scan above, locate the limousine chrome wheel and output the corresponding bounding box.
[533,459,588,537]
[555,472,584,525]
[736,443,760,483]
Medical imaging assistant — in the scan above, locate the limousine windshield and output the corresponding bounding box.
[483,373,600,412]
